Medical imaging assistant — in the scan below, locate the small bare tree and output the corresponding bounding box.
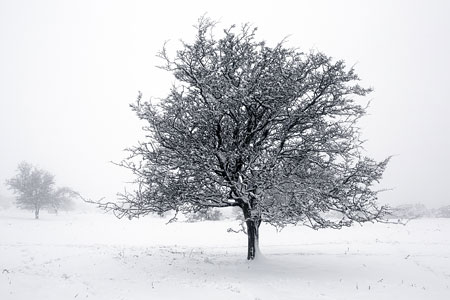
[104,18,390,260]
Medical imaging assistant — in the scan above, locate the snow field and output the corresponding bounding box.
[0,210,449,299]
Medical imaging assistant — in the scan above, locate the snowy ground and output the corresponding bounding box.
[0,209,449,300]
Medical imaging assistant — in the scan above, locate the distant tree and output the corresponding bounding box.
[5,162,76,218]
[50,187,77,213]
[102,18,390,260]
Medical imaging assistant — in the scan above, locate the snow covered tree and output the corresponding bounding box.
[104,18,390,259]
[6,162,76,218]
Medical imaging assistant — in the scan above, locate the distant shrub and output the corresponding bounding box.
[232,206,244,221]
[186,208,223,222]
[391,203,430,219]
[434,205,450,218]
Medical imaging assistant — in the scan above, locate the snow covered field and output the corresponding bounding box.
[1,210,449,300]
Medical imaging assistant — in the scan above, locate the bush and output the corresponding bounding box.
[186,208,223,222]
[434,205,450,218]
[391,204,430,219]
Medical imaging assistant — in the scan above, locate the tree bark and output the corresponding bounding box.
[35,205,40,219]
[246,219,260,260]
[243,205,261,260]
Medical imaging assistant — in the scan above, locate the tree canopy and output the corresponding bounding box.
[105,18,390,259]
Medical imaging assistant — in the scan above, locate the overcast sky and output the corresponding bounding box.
[1,0,449,208]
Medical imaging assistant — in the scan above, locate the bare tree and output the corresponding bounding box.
[6,162,76,218]
[104,17,390,260]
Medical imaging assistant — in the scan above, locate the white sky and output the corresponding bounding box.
[1,0,449,207]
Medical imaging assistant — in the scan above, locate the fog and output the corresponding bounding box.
[1,0,449,207]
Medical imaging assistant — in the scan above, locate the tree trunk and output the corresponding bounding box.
[35,205,40,219]
[243,205,261,260]
[246,218,260,260]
